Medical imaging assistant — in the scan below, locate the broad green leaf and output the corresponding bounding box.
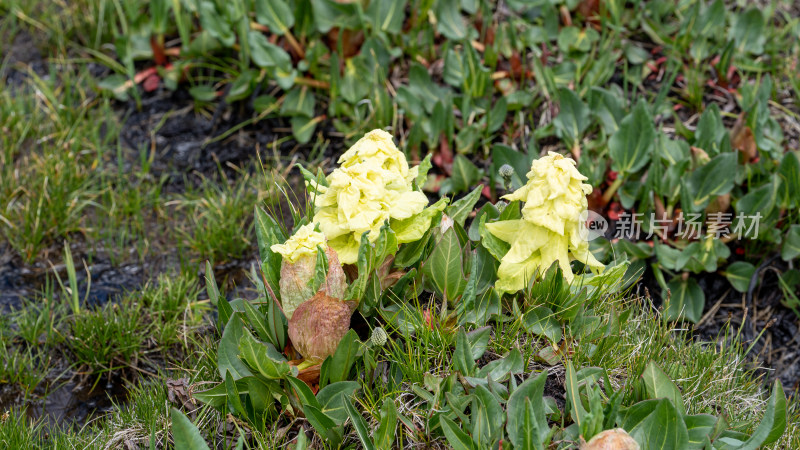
[440,415,477,450]
[782,225,800,262]
[553,88,589,149]
[254,0,294,34]
[226,70,256,103]
[465,326,492,360]
[344,397,376,450]
[565,361,587,428]
[609,101,655,176]
[171,408,211,450]
[422,227,467,303]
[309,0,360,32]
[444,155,482,195]
[629,399,689,450]
[248,31,292,72]
[374,398,398,449]
[685,414,720,449]
[241,301,272,345]
[366,0,406,34]
[477,348,523,381]
[218,313,253,380]
[474,385,503,441]
[189,85,217,102]
[327,329,361,383]
[522,306,562,343]
[280,86,315,117]
[724,261,756,293]
[589,87,624,134]
[304,404,342,445]
[730,8,766,55]
[687,151,737,211]
[479,213,510,262]
[238,329,293,379]
[735,380,787,449]
[290,115,318,144]
[198,1,235,46]
[436,0,466,40]
[446,185,483,227]
[453,329,476,376]
[642,362,685,415]
[664,278,705,323]
[317,381,359,425]
[507,371,549,449]
[287,376,321,410]
[471,391,490,445]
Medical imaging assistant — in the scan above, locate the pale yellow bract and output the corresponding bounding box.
[270,223,326,263]
[486,152,604,294]
[311,129,429,264]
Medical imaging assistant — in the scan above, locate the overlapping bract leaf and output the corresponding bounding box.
[270,224,346,319]
[310,129,430,264]
[486,152,604,294]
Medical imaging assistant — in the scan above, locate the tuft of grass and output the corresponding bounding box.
[138,272,205,349]
[66,299,146,374]
[0,343,49,394]
[176,172,269,264]
[11,290,64,348]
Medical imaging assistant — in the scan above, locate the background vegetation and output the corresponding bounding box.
[1,0,799,448]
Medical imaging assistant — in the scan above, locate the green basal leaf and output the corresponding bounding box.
[609,100,655,176]
[642,361,685,415]
[171,408,211,450]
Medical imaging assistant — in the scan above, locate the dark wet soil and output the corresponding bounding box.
[116,86,346,193]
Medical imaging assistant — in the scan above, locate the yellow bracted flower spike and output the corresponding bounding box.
[270,223,327,264]
[486,152,604,294]
[312,129,429,264]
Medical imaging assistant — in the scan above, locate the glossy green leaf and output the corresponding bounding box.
[664,278,705,323]
[327,329,360,383]
[374,398,398,449]
[446,184,483,227]
[724,261,756,293]
[609,101,655,176]
[440,415,477,450]
[238,329,293,379]
[171,408,211,450]
[553,88,589,149]
[366,0,406,34]
[642,361,685,415]
[507,371,549,449]
[344,396,376,450]
[453,328,476,376]
[422,227,467,303]
[687,152,737,211]
[436,0,466,40]
[782,225,800,262]
[317,381,359,425]
[254,0,294,34]
[218,313,253,380]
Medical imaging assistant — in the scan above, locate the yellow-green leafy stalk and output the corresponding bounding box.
[486,152,604,294]
[270,224,346,320]
[310,129,437,264]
